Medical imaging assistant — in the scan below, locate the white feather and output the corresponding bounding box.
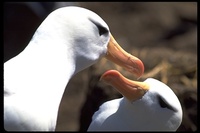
[4,6,110,131]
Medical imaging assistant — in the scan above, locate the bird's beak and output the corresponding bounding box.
[100,70,149,102]
[105,34,144,78]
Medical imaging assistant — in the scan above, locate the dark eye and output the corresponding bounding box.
[158,95,176,112]
[96,24,108,36]
[89,18,108,36]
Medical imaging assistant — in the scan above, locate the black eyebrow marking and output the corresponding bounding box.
[158,95,177,112]
[89,18,108,36]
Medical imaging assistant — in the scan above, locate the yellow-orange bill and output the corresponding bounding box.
[100,70,149,102]
[105,34,144,78]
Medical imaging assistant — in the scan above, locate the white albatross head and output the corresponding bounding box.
[89,70,183,131]
[30,6,144,77]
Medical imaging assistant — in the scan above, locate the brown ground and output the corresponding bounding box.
[4,2,197,131]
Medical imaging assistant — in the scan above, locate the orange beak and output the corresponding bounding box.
[105,34,144,78]
[100,70,149,102]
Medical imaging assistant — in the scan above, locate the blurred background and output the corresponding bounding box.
[4,2,197,131]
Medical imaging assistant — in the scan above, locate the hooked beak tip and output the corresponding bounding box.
[100,70,149,102]
[105,34,145,78]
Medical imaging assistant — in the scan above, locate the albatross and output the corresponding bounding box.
[88,70,182,131]
[4,6,144,131]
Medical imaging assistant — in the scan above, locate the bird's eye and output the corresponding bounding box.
[158,95,176,112]
[96,24,108,36]
[89,18,108,36]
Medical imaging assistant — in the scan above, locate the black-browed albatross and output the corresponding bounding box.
[4,6,144,131]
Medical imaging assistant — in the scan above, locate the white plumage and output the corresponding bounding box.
[4,7,144,131]
[88,70,182,131]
